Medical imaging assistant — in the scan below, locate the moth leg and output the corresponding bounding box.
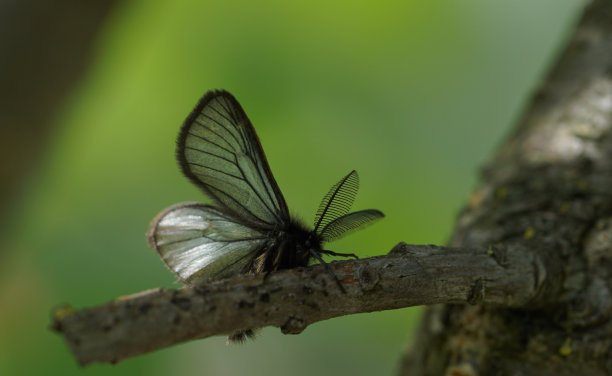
[309,249,346,293]
[227,329,259,344]
[320,249,359,259]
[260,250,277,280]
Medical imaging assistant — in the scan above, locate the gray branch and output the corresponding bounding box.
[53,243,548,365]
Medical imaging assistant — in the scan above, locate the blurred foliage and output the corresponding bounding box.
[1,0,585,375]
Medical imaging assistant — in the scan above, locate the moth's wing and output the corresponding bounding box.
[319,209,384,242]
[177,90,289,228]
[313,170,359,234]
[147,203,269,284]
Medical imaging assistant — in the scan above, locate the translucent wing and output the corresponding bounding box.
[319,209,384,242]
[177,90,289,229]
[147,202,269,284]
[313,170,359,234]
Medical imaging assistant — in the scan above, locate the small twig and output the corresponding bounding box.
[52,242,549,366]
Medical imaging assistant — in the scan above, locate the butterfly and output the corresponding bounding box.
[147,90,384,341]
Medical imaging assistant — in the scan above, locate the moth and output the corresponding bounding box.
[147,90,384,341]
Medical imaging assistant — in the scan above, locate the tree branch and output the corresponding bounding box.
[53,242,549,365]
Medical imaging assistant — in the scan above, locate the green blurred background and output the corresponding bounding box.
[1,0,586,375]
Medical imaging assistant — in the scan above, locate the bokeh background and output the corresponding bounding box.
[1,0,587,375]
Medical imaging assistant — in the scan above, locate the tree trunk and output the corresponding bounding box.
[399,0,612,374]
[0,0,117,241]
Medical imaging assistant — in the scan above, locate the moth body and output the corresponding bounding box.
[148,90,384,342]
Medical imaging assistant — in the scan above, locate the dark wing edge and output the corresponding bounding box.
[147,202,202,282]
[176,90,290,228]
[319,209,384,242]
[313,170,359,234]
[147,201,201,250]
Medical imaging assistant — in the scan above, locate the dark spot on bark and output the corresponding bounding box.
[139,303,152,314]
[303,286,313,294]
[171,297,192,311]
[491,243,509,267]
[172,314,181,325]
[260,293,270,302]
[362,270,371,283]
[195,286,211,295]
[305,301,320,310]
[206,305,216,312]
[238,300,255,309]
[389,242,409,254]
[281,316,306,335]
[358,267,380,291]
[468,278,486,305]
[102,324,112,332]
[246,286,258,295]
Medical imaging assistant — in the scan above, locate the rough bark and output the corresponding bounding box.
[399,0,612,374]
[52,243,547,365]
